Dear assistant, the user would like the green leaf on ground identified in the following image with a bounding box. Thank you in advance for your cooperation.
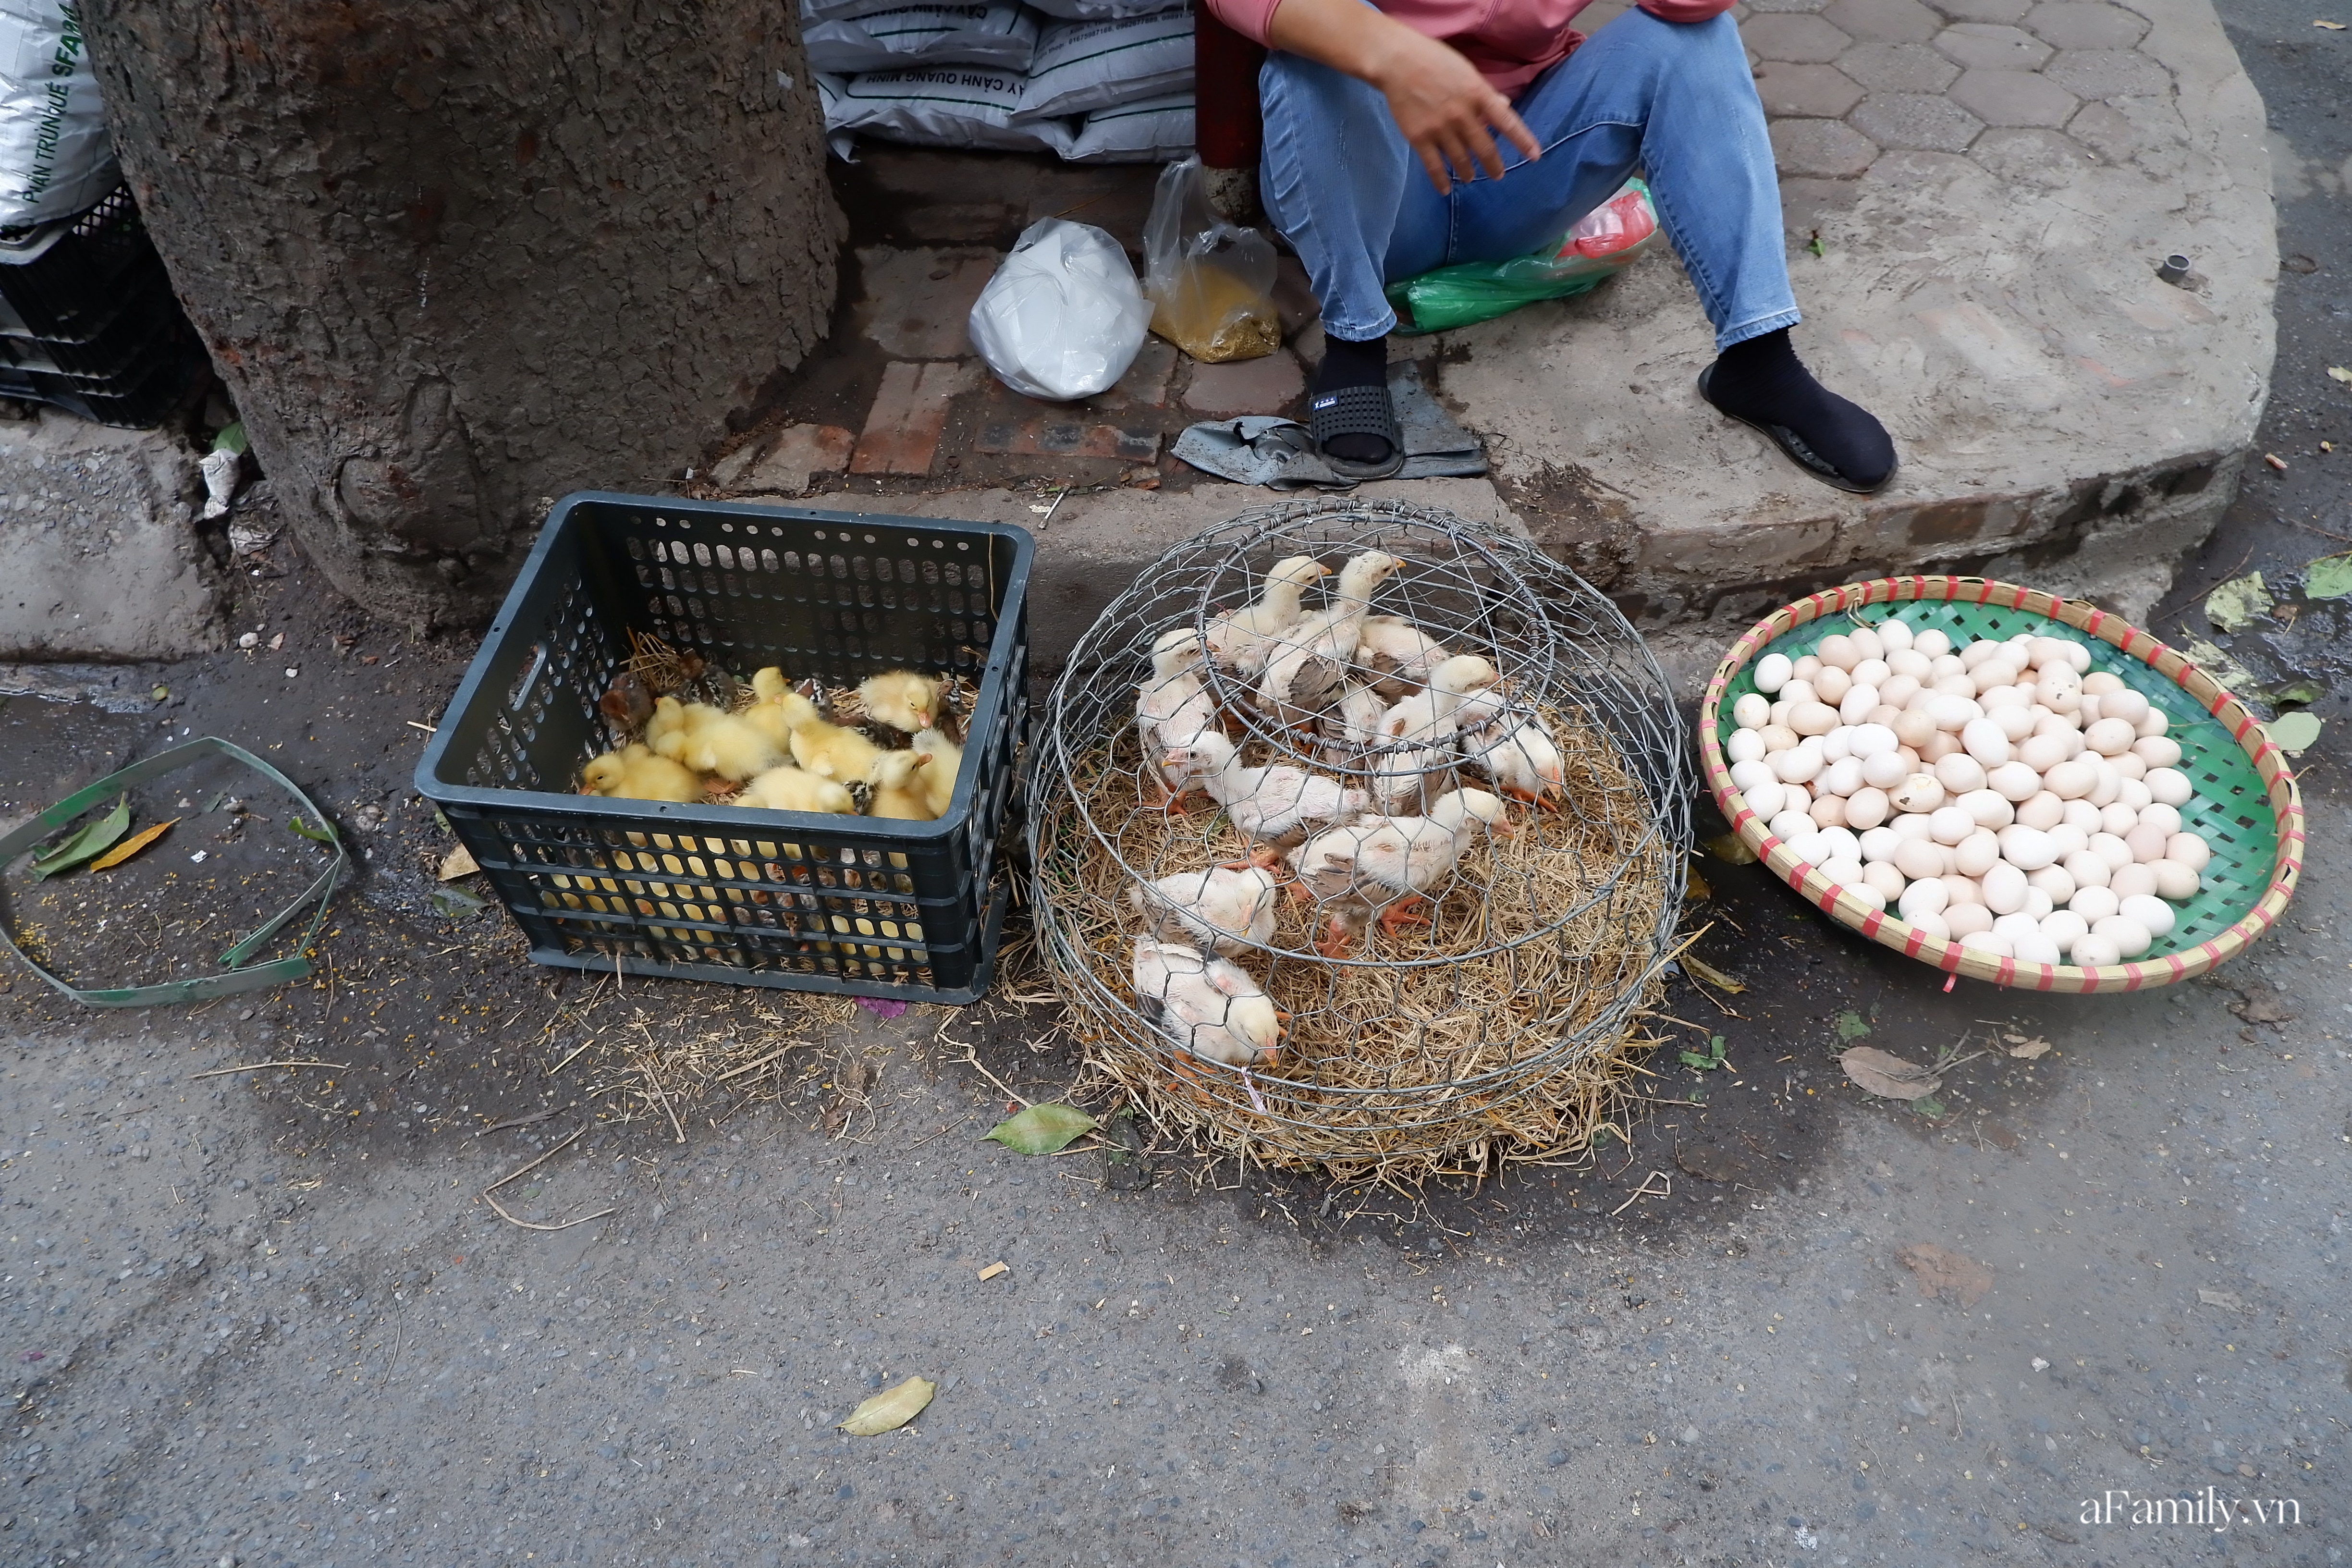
[287,816,336,844]
[2266,678,2326,706]
[212,421,248,454]
[2303,553,2352,600]
[2262,710,2323,755]
[29,796,130,881]
[984,1102,1098,1155]
[1911,1096,1949,1120]
[1703,833,1757,865]
[1835,1010,1873,1041]
[429,885,489,919]
[2181,637,2262,699]
[839,1375,936,1435]
[1680,1034,1730,1072]
[2205,572,2272,633]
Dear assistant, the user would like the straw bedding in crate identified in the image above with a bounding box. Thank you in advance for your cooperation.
[1028,498,1690,1175]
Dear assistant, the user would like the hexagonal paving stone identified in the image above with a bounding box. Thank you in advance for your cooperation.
[1969,127,2098,185]
[2020,0,2148,48]
[1743,0,1832,12]
[1934,22,2054,70]
[1769,116,1881,176]
[2064,98,2142,160]
[2043,47,2173,99]
[1838,40,1963,90]
[1740,12,1854,60]
[1948,67,2079,126]
[1921,0,2030,21]
[1848,91,1986,150]
[1821,0,1941,41]
[1752,61,1868,117]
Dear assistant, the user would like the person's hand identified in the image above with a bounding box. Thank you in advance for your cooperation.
[1364,26,1542,194]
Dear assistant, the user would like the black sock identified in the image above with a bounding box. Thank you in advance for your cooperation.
[1311,332,1391,465]
[1702,328,1895,489]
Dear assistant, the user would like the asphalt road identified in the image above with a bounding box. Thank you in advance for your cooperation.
[6,0,2352,1562]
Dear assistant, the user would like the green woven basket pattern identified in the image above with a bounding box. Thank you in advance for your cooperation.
[1714,599,2277,960]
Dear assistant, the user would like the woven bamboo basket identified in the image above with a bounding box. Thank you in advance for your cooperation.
[1697,576,2303,992]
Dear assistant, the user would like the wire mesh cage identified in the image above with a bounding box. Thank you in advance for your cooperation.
[1028,498,1691,1173]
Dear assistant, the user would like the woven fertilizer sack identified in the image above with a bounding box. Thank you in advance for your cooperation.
[1026,0,1176,13]
[801,1,1041,74]
[0,0,116,229]
[1064,92,1192,163]
[1014,6,1192,122]
[818,68,1072,156]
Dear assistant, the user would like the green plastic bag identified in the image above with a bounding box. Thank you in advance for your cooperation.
[1386,178,1660,334]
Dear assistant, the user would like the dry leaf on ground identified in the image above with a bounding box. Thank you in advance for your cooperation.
[1897,1243,1994,1306]
[2230,983,2293,1025]
[839,1375,936,1435]
[89,818,177,871]
[1703,833,1757,865]
[2262,710,2322,755]
[2197,1288,2244,1311]
[977,1262,1008,1281]
[1682,955,1746,994]
[2002,1033,2052,1060]
[438,844,480,880]
[2205,572,2273,633]
[1841,1046,1944,1100]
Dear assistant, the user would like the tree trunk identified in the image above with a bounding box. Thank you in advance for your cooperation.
[82,0,843,629]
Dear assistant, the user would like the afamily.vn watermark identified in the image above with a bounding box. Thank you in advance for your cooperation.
[2082,1488,2306,1531]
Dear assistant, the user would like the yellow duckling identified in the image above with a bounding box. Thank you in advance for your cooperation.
[738,763,856,815]
[910,726,962,817]
[868,750,936,821]
[580,743,703,803]
[858,670,945,734]
[774,691,883,784]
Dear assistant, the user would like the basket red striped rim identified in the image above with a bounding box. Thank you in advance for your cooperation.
[1695,576,2303,993]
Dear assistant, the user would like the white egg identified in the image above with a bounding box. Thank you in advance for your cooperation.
[1790,702,1839,737]
[1997,824,2057,871]
[2046,823,2090,859]
[2115,776,2151,811]
[1890,811,1936,841]
[2064,642,2092,673]
[1893,837,1948,881]
[2077,692,2102,723]
[1811,795,1850,828]
[2087,831,2132,871]
[1732,694,1769,730]
[1862,856,1906,895]
[1945,903,1995,938]
[1986,761,2042,803]
[1825,726,1858,763]
[2014,731,2069,775]
[1927,806,1974,845]
[1740,779,1787,820]
[2151,858,2199,900]
[1784,831,1824,865]
[1952,829,2001,877]
[1897,877,1949,918]
[1960,717,2012,767]
[2145,767,2192,807]
[1845,786,1890,832]
[2041,909,2089,954]
[1879,619,1915,653]
[1727,729,1766,766]
[1929,695,1980,733]
[1845,884,1888,913]
[2109,862,2158,900]
[1814,827,1863,864]
[1957,930,2013,958]
[1730,758,1775,793]
[1839,685,1880,725]
[1888,775,1946,815]
[2062,849,2110,889]
[1914,628,1952,659]
[1974,662,2021,692]
[1891,710,1938,752]
[1820,756,1865,798]
[1981,861,2029,915]
[2136,707,2169,739]
[1887,647,1932,680]
[2022,887,2054,920]
[1819,855,1866,888]
[1859,749,1910,791]
[1816,633,1857,672]
[1991,704,2036,743]
[2132,802,2178,841]
[2084,717,2136,757]
[1990,911,2041,943]
[2015,790,2065,830]
[1782,680,1816,708]
[1959,639,1999,671]
[2119,893,2174,939]
[1879,674,1923,710]
[2165,832,2210,871]
[2124,821,2170,864]
[1783,783,1811,816]
[2101,689,2149,727]
[2027,864,2075,906]
[1814,665,1852,706]
[1752,653,1793,694]
[2081,671,2125,696]
[2042,685,2083,718]
[1943,871,1982,906]
[2060,798,2103,833]
[2044,759,2096,800]
[2070,885,2121,923]
[2070,931,2121,968]
[1859,825,1901,861]
[1769,809,1814,842]
[1794,655,1823,683]
[1932,754,1986,796]
[1977,681,2027,709]
[2084,760,2121,808]
[1960,789,2015,829]
[2133,735,2182,769]
[2092,914,2152,959]
[1773,747,1824,784]
[2012,930,2063,966]
[2098,801,2138,838]
[1906,908,1952,940]
[1760,723,1800,753]
[1846,722,1898,760]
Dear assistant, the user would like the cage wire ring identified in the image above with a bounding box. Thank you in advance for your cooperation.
[1027,498,1691,1172]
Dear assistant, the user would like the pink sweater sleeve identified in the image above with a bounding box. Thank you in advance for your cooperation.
[1635,0,1738,21]
[1201,0,1283,47]
[1204,0,1740,59]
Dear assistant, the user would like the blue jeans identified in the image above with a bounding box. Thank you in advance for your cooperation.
[1259,9,1800,349]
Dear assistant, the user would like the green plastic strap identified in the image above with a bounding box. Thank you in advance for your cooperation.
[0,736,348,1008]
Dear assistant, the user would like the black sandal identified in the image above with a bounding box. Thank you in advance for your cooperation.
[1308,383,1406,481]
[1696,363,1898,495]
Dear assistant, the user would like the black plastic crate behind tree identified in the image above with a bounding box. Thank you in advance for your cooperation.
[0,284,205,380]
[0,334,208,429]
[0,186,169,342]
[416,493,1033,1003]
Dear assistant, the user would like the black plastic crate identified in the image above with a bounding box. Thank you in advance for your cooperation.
[415,492,1034,1003]
[0,283,204,380]
[0,334,207,428]
[0,186,164,342]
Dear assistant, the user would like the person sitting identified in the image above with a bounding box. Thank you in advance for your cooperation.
[1201,0,1899,492]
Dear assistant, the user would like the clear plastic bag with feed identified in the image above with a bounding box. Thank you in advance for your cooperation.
[1141,155,1281,363]
[1385,178,1660,335]
[967,217,1152,400]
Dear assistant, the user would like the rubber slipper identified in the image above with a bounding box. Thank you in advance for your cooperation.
[1697,364,1898,495]
[1308,383,1405,482]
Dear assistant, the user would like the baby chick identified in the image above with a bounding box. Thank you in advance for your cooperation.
[738,763,856,816]
[1128,865,1281,956]
[580,743,703,803]
[1205,555,1329,677]
[868,750,936,821]
[598,671,654,736]
[1131,939,1283,1111]
[910,726,962,817]
[859,670,945,735]
[772,691,884,784]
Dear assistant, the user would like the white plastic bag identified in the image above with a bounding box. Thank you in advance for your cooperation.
[800,1,1041,74]
[0,0,116,229]
[967,219,1149,401]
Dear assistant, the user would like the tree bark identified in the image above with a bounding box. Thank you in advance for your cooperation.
[82,0,843,629]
